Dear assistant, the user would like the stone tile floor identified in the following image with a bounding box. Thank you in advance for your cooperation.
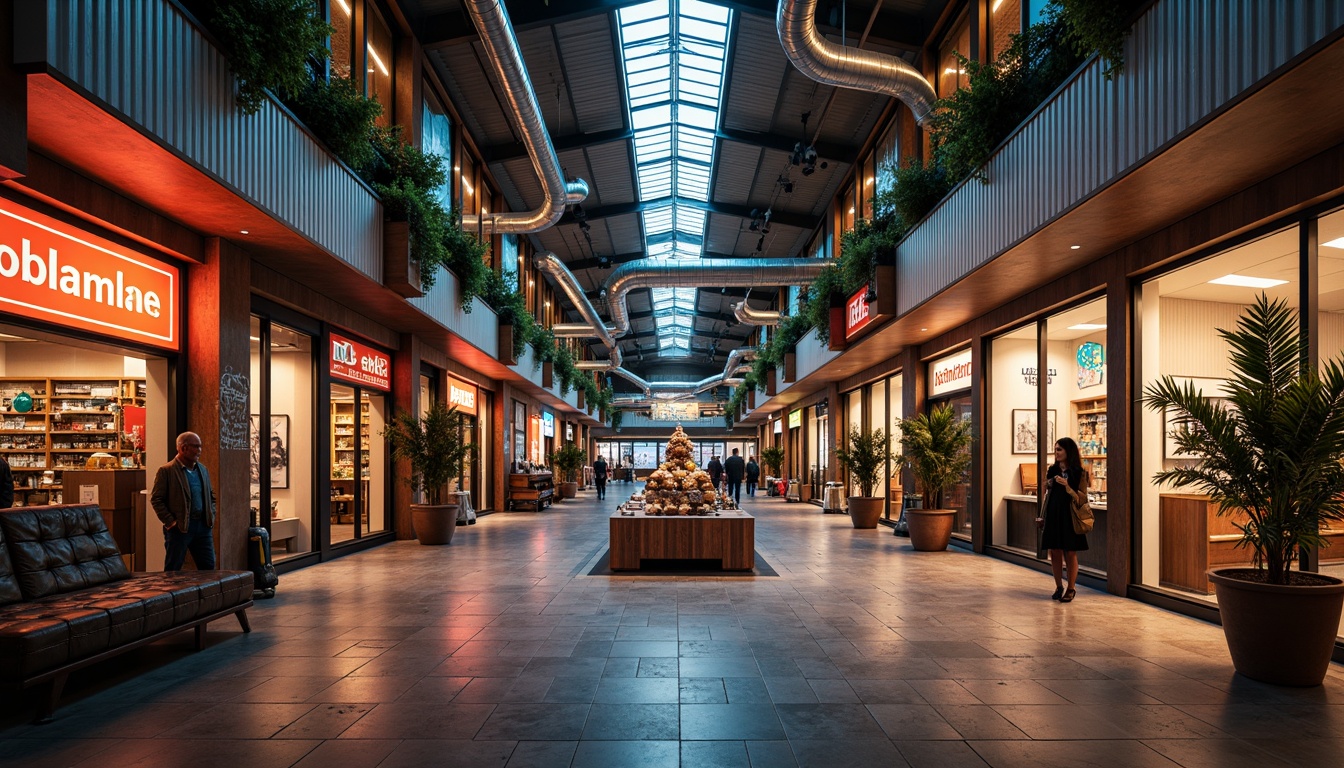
[3,490,1343,767]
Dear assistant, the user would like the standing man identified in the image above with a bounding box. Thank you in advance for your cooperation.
[745,455,760,497]
[150,432,217,571]
[593,454,609,500]
[724,449,746,506]
[707,454,723,492]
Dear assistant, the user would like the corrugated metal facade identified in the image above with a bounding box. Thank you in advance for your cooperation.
[898,0,1344,313]
[32,0,383,281]
[409,268,500,360]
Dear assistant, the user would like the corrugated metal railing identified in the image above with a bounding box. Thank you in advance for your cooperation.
[898,0,1344,311]
[23,0,383,280]
[408,269,500,359]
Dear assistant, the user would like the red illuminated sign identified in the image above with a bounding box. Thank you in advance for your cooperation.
[845,286,873,339]
[0,199,179,350]
[330,332,391,391]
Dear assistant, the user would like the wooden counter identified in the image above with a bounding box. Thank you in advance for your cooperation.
[508,472,554,511]
[609,509,755,571]
[1004,494,1108,572]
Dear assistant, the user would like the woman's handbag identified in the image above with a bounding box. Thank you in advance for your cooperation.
[1070,493,1095,535]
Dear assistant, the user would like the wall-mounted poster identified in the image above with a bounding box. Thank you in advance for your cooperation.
[1164,377,1230,459]
[1077,341,1105,389]
[1011,409,1056,455]
[250,414,289,488]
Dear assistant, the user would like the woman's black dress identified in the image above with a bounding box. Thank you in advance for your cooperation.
[1041,463,1089,551]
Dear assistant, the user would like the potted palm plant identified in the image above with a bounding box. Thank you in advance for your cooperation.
[551,443,587,500]
[836,426,898,529]
[383,403,474,544]
[1142,295,1344,686]
[898,403,973,551]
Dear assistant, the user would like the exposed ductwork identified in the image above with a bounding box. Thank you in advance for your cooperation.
[605,347,756,404]
[777,0,937,126]
[460,0,588,234]
[602,258,832,339]
[734,300,782,327]
[534,252,622,372]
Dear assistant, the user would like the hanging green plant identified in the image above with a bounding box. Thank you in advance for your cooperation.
[287,75,383,171]
[208,0,332,115]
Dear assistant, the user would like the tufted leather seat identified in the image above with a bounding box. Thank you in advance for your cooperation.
[0,505,254,708]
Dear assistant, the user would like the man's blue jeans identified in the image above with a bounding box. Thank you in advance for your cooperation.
[164,517,216,570]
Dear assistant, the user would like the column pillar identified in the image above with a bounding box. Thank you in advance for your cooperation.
[391,333,422,540]
[187,238,251,570]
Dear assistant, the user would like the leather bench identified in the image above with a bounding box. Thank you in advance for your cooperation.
[0,504,254,720]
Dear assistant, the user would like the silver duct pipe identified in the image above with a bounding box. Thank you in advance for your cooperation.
[603,258,832,338]
[606,348,755,404]
[460,0,588,234]
[734,300,781,327]
[777,0,937,126]
[535,252,621,371]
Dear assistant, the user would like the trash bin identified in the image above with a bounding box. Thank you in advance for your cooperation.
[785,479,801,502]
[822,481,846,514]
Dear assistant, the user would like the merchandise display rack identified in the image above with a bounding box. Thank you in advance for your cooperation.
[1073,395,1107,502]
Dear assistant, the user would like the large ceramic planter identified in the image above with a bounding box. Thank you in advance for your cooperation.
[411,503,460,545]
[1209,568,1344,686]
[560,481,578,499]
[848,496,883,529]
[906,508,955,551]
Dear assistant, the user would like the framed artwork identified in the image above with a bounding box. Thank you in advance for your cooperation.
[1011,409,1056,455]
[1163,377,1230,460]
[250,414,290,489]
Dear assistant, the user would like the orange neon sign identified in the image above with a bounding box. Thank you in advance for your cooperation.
[0,199,178,350]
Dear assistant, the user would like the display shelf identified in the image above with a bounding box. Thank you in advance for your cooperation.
[1072,395,1107,502]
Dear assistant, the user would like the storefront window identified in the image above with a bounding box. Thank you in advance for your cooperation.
[992,0,1022,60]
[1137,226,1299,603]
[1317,207,1344,640]
[330,0,353,79]
[423,89,452,208]
[927,350,972,537]
[841,186,856,233]
[249,317,315,561]
[937,12,972,97]
[808,401,829,500]
[989,323,1039,555]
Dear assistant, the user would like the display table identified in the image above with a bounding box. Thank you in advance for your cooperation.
[609,508,755,571]
[270,516,300,552]
[508,472,554,511]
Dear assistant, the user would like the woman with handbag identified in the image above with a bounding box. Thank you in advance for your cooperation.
[1036,437,1090,602]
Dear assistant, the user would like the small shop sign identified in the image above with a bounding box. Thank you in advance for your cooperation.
[330,332,391,391]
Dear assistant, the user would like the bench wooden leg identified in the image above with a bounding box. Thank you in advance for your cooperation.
[236,608,252,633]
[33,673,68,724]
[194,623,206,651]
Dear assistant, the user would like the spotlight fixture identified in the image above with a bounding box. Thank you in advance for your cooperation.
[864,283,878,303]
[777,174,794,194]
[596,254,612,269]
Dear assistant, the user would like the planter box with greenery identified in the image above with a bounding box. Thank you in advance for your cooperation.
[551,443,587,500]
[1142,295,1344,686]
[782,350,798,384]
[836,426,898,529]
[383,220,422,298]
[383,403,474,545]
[760,447,784,479]
[898,404,972,551]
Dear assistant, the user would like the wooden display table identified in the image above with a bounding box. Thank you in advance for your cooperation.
[508,472,554,511]
[609,509,755,571]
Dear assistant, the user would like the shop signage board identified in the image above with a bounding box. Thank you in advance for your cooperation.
[928,348,973,397]
[774,418,783,434]
[788,409,802,429]
[845,286,874,340]
[447,376,477,416]
[330,332,391,391]
[542,411,554,437]
[0,199,179,350]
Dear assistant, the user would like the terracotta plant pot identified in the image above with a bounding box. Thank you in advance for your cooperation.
[560,481,578,499]
[1209,568,1344,686]
[848,496,884,529]
[411,503,460,545]
[906,508,956,551]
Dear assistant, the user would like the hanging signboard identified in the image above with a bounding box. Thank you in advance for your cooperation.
[928,348,973,397]
[845,286,875,340]
[787,409,802,429]
[330,332,392,391]
[542,411,554,437]
[0,199,179,350]
[447,376,478,416]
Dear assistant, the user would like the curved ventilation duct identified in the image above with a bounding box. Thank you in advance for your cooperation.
[602,258,832,339]
[733,300,781,327]
[534,253,621,372]
[606,348,756,404]
[460,0,588,234]
[777,0,937,126]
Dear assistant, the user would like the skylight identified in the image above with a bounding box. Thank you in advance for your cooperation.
[619,0,730,357]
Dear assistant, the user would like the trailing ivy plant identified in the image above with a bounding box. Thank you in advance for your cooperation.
[287,75,383,172]
[209,0,331,115]
[1054,0,1144,80]
[608,408,623,432]
[890,158,953,232]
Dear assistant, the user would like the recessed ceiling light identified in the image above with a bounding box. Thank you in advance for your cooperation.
[920,327,928,331]
[1323,236,1344,249]
[1068,323,1107,331]
[1208,274,1289,289]
[240,230,249,235]
[1069,245,1080,250]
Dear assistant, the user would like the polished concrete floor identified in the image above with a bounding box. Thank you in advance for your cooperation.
[3,488,1343,768]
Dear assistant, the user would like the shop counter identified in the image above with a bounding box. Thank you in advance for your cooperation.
[609,509,754,571]
[1004,493,1108,572]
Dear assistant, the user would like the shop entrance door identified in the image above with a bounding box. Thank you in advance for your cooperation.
[933,394,973,538]
[329,383,387,545]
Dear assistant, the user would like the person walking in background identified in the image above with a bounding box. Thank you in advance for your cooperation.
[150,432,217,571]
[1037,437,1090,603]
[745,455,760,497]
[592,454,609,500]
[724,448,746,506]
[707,454,723,492]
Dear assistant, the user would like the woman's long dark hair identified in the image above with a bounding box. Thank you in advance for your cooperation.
[1054,437,1084,491]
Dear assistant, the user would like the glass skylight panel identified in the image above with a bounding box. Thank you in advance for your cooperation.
[619,0,729,357]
